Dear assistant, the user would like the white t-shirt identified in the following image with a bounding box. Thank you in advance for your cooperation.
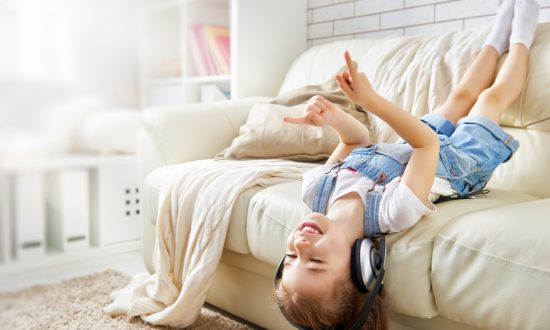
[302,164,455,233]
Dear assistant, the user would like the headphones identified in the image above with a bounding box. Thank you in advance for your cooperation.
[274,235,386,330]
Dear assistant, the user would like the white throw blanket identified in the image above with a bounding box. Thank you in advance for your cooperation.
[105,159,316,327]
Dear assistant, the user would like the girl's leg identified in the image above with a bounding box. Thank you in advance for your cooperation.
[433,46,500,124]
[467,44,528,123]
[468,0,540,124]
[434,0,516,124]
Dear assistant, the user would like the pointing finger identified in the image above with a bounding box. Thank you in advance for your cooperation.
[344,51,357,77]
[283,116,310,125]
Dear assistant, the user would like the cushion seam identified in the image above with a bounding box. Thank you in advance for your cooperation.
[435,236,550,277]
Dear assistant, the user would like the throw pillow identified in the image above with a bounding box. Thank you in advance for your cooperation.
[215,103,339,161]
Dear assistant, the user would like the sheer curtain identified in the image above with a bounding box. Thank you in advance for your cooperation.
[1,0,79,83]
[0,0,140,107]
[0,0,140,156]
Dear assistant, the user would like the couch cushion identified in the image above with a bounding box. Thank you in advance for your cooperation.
[247,181,309,265]
[489,128,550,198]
[247,182,537,318]
[384,190,536,318]
[432,198,550,330]
[144,163,262,254]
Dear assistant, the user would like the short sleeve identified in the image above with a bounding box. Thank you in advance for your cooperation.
[301,164,332,208]
[378,178,436,233]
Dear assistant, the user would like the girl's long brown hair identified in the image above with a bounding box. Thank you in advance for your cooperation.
[274,278,388,330]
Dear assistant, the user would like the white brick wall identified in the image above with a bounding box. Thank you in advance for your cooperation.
[307,0,550,47]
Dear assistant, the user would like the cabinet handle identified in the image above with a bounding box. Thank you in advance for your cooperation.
[67,236,86,243]
[21,241,42,249]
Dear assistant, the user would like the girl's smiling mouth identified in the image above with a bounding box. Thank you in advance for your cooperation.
[298,222,324,235]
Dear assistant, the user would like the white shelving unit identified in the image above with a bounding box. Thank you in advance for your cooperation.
[0,155,141,271]
[139,0,307,107]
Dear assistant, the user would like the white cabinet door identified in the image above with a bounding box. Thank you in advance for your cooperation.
[14,173,46,259]
[47,170,90,251]
[91,163,141,246]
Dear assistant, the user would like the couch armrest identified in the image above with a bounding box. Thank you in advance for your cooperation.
[138,96,270,184]
[139,97,269,166]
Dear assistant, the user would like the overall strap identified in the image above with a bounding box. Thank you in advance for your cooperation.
[311,162,342,214]
[363,172,388,237]
[364,191,383,237]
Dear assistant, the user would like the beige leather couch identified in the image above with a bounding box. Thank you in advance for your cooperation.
[139,24,550,330]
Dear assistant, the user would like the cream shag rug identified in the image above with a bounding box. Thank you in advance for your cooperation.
[0,269,255,329]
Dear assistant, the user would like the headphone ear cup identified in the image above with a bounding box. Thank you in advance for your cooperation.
[351,238,384,293]
[371,248,382,272]
[350,239,368,292]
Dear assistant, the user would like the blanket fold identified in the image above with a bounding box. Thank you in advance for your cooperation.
[105,159,315,327]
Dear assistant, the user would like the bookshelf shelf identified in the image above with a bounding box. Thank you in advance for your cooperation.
[147,78,186,86]
[147,75,230,86]
[139,0,306,107]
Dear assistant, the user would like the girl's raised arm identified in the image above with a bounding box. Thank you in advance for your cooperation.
[337,51,439,204]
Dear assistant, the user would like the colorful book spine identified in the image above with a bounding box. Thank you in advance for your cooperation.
[188,24,230,76]
[202,25,230,75]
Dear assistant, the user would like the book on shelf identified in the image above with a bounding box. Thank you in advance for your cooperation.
[203,25,230,74]
[188,24,230,76]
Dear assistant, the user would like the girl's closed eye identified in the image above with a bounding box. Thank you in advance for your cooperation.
[286,254,323,263]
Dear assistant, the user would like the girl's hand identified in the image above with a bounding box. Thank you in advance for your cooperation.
[283,95,339,127]
[336,51,376,108]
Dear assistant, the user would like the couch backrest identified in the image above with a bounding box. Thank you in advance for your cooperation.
[280,23,550,198]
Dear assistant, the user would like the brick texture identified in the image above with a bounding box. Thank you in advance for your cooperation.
[307,0,550,47]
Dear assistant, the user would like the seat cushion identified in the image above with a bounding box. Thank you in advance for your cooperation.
[144,163,262,254]
[384,190,537,318]
[247,181,309,265]
[432,198,550,330]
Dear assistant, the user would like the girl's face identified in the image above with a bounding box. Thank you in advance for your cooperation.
[281,212,352,300]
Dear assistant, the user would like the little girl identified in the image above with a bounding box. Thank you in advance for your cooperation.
[274,0,540,328]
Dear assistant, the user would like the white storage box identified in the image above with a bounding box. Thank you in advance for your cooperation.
[46,169,90,252]
[13,173,46,259]
[90,156,140,246]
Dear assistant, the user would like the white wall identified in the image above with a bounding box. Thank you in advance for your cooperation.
[307,0,550,46]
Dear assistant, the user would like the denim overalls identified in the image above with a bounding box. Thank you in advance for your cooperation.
[311,143,418,237]
[311,113,519,237]
[310,143,498,236]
